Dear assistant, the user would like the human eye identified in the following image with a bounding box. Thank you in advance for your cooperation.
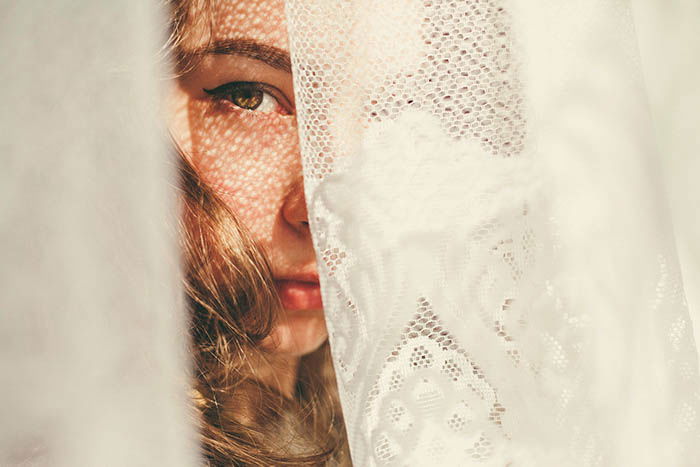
[203,81,293,116]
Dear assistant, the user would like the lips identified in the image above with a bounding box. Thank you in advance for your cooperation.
[274,278,323,310]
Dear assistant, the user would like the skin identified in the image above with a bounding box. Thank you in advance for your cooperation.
[168,0,327,396]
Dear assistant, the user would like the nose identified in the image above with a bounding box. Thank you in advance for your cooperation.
[281,176,310,234]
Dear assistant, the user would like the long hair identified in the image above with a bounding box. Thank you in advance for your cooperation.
[168,3,349,465]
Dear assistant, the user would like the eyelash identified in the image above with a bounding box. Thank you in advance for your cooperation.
[203,81,293,116]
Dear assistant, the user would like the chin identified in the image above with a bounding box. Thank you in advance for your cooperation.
[261,308,328,356]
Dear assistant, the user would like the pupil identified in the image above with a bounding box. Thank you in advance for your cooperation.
[234,87,263,110]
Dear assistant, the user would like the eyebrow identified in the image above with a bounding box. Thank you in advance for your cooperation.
[182,38,292,73]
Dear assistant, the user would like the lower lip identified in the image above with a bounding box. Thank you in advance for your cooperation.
[274,280,323,310]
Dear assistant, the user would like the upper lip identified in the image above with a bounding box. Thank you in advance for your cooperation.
[274,273,319,284]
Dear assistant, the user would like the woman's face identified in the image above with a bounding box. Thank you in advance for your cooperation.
[168,0,327,357]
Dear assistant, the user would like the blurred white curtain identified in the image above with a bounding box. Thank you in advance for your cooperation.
[286,0,700,465]
[0,2,196,466]
[631,0,700,332]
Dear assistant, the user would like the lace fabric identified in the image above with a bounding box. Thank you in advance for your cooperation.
[285,0,700,464]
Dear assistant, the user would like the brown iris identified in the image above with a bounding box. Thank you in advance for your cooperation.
[228,84,264,110]
[204,82,265,111]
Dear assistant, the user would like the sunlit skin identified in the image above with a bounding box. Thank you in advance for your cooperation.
[168,0,326,396]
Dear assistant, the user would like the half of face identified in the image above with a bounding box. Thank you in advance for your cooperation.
[168,0,327,357]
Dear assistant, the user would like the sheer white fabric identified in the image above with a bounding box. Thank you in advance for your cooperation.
[631,0,700,331]
[0,2,196,466]
[286,0,700,465]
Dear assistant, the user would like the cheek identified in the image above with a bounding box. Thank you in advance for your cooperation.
[187,99,300,242]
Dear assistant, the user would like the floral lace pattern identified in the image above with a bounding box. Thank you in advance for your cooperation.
[286,0,700,464]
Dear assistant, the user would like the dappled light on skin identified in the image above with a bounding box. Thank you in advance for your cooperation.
[168,0,328,364]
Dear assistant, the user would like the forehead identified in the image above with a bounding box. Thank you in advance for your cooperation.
[205,0,289,51]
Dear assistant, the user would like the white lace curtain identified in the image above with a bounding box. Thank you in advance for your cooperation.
[285,0,700,465]
[1,0,698,466]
